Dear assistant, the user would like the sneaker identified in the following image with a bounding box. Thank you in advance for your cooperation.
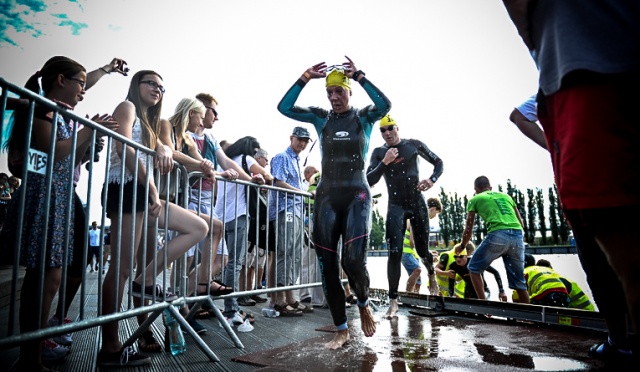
[98,346,151,367]
[130,282,178,302]
[237,296,257,306]
[42,339,70,362]
[186,319,207,335]
[47,315,73,346]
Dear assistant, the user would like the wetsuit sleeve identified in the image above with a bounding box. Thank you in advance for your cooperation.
[356,77,392,123]
[448,277,455,296]
[411,139,443,182]
[277,79,328,129]
[366,148,386,186]
[486,265,505,293]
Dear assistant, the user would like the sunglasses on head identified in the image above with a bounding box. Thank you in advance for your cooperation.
[453,255,466,259]
[380,125,395,133]
[325,64,345,73]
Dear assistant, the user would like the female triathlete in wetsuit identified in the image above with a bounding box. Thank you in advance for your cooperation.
[277,57,391,349]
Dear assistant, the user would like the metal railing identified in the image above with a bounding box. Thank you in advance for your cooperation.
[0,76,324,362]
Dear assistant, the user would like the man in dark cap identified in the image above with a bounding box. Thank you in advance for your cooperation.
[266,126,313,316]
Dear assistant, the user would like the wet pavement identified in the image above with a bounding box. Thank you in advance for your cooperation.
[234,310,607,371]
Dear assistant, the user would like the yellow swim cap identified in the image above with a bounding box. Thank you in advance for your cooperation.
[379,114,396,127]
[325,69,350,90]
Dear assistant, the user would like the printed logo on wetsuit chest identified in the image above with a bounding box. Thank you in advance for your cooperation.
[333,131,350,141]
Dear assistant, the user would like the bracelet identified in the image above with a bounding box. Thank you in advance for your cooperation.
[303,71,311,80]
[100,67,111,74]
[353,70,365,81]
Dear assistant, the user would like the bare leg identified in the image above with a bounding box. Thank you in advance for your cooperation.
[405,267,421,293]
[385,298,399,319]
[137,202,207,286]
[470,272,486,300]
[101,212,144,353]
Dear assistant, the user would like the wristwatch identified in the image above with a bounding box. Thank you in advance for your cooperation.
[353,70,365,81]
[430,176,437,183]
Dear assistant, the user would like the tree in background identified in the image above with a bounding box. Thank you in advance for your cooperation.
[554,185,570,244]
[451,193,465,244]
[536,188,548,245]
[507,179,529,242]
[438,187,453,246]
[382,183,570,249]
[548,186,560,244]
[526,189,537,244]
[370,208,385,250]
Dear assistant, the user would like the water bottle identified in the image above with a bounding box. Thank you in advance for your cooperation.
[261,308,280,318]
[163,308,186,355]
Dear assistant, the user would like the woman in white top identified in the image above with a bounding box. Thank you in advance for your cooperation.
[98,70,208,367]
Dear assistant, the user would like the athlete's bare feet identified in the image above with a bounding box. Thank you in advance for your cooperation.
[359,304,376,337]
[325,329,350,349]
[385,298,399,319]
[428,274,439,295]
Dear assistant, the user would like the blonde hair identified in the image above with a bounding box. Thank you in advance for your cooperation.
[168,97,205,150]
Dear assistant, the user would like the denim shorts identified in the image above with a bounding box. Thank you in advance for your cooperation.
[468,229,527,290]
[401,253,422,285]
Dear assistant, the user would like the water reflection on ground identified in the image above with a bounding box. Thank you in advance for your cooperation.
[241,309,602,371]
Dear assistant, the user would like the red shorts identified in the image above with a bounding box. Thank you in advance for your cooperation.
[538,74,640,210]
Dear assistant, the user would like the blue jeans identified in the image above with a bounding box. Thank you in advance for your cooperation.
[223,215,247,317]
[401,253,422,285]
[468,229,527,291]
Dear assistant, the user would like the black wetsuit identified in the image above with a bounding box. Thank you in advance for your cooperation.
[448,261,505,299]
[367,139,443,299]
[277,76,391,329]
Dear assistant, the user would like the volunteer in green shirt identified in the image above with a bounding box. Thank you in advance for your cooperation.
[459,176,530,303]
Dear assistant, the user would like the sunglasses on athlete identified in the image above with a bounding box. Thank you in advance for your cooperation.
[380,125,396,133]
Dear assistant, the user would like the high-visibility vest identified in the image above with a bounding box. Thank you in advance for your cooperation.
[436,248,465,297]
[402,230,419,258]
[524,266,568,300]
[561,277,595,311]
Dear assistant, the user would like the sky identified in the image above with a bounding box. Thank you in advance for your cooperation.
[0,0,554,224]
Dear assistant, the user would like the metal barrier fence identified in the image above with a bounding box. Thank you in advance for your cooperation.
[0,76,323,362]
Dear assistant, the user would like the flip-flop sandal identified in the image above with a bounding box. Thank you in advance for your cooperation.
[197,281,233,296]
[290,301,314,313]
[238,310,255,324]
[137,330,162,352]
[274,304,303,317]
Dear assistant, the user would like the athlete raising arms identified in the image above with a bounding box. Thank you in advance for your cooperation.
[277,56,391,349]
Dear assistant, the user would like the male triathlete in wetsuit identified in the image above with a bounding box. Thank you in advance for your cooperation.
[366,114,443,318]
[277,57,390,349]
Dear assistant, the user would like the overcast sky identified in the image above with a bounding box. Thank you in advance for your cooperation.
[1,0,553,224]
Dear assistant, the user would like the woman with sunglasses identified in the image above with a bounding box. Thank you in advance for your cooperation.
[277,56,390,349]
[5,56,118,372]
[98,71,209,366]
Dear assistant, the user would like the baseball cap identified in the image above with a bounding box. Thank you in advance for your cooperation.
[292,126,311,140]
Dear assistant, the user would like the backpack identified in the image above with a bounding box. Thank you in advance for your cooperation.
[241,155,272,251]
